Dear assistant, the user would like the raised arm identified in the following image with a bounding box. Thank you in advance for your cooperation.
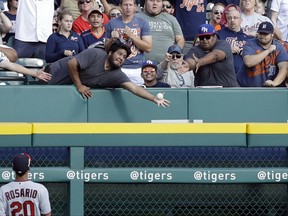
[243,45,276,67]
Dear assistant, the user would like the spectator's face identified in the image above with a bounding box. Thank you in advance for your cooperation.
[120,0,136,16]
[60,15,73,32]
[108,48,128,69]
[227,10,242,32]
[141,66,157,82]
[257,32,273,46]
[211,5,224,24]
[241,0,256,11]
[169,52,183,70]
[79,0,93,13]
[198,34,217,51]
[109,8,122,19]
[255,3,265,15]
[89,13,103,28]
[145,0,163,16]
[162,0,173,14]
[10,0,18,9]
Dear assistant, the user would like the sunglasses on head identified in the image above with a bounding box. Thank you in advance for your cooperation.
[199,35,214,41]
[110,13,121,18]
[80,0,91,5]
[171,54,182,59]
[213,11,223,15]
[163,4,172,9]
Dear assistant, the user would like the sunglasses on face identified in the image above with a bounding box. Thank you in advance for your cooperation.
[171,54,182,59]
[213,11,223,15]
[163,4,172,9]
[199,35,214,41]
[79,0,91,5]
[110,13,121,18]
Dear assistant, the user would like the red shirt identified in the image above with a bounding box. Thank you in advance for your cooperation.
[73,13,109,34]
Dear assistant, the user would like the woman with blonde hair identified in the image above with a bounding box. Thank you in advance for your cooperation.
[72,0,109,34]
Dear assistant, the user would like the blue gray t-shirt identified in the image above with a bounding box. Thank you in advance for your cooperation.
[105,16,151,69]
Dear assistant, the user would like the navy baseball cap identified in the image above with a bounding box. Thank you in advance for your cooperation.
[257,22,274,34]
[142,60,157,70]
[197,24,217,37]
[13,153,32,176]
[168,44,182,54]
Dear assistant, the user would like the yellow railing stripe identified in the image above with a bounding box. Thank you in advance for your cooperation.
[247,123,288,134]
[32,123,246,134]
[0,123,32,135]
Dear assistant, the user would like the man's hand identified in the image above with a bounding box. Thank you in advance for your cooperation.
[192,53,201,73]
[35,68,52,82]
[77,84,92,99]
[263,80,276,87]
[153,96,170,108]
[267,45,276,53]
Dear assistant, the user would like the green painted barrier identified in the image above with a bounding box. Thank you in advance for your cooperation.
[247,123,288,147]
[88,88,188,122]
[188,88,288,122]
[0,123,32,147]
[1,168,288,184]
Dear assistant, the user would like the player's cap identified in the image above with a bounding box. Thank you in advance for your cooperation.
[89,9,103,17]
[197,24,217,37]
[167,44,182,54]
[257,22,274,34]
[142,60,157,70]
[13,153,32,176]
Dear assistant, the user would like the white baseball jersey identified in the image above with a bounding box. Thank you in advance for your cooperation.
[0,181,51,216]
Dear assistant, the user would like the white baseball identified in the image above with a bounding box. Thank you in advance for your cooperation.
[156,93,164,100]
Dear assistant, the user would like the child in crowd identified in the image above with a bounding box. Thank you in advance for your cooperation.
[81,9,105,49]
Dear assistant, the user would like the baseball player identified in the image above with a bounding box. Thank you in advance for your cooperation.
[0,153,51,216]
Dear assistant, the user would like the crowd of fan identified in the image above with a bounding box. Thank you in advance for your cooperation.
[0,0,287,88]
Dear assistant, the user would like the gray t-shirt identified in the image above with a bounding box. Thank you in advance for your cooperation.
[137,12,183,64]
[185,40,239,87]
[48,48,130,87]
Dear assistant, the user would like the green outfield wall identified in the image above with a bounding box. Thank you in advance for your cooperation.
[0,86,288,215]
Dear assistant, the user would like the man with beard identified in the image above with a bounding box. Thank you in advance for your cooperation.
[240,21,288,87]
[137,0,184,64]
[185,24,239,87]
[47,40,170,107]
[158,44,194,88]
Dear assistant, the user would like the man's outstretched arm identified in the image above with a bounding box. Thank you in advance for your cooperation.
[120,82,170,108]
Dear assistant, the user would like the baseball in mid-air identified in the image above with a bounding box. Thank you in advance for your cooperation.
[156,93,164,100]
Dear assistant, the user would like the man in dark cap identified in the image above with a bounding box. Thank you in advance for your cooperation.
[0,153,51,216]
[240,21,288,87]
[141,60,171,88]
[185,23,239,87]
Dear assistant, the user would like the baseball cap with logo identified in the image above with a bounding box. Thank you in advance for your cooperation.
[142,60,157,70]
[89,9,103,17]
[167,44,183,54]
[13,153,32,176]
[257,22,274,34]
[197,24,217,37]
